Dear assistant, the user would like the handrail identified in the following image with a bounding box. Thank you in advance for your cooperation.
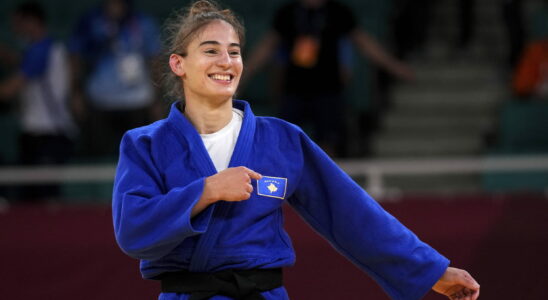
[337,155,548,196]
[1,155,548,197]
[0,165,117,184]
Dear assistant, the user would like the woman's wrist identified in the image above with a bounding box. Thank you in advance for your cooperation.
[202,176,219,205]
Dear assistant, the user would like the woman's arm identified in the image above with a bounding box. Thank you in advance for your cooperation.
[288,131,450,300]
[113,133,211,261]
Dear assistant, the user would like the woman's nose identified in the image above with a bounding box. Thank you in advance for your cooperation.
[216,51,232,67]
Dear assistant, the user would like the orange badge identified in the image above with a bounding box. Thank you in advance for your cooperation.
[291,35,320,68]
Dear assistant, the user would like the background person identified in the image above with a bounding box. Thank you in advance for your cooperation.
[0,1,76,201]
[244,0,415,157]
[69,0,162,158]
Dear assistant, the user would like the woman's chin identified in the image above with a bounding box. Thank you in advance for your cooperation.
[211,90,237,100]
[206,93,236,103]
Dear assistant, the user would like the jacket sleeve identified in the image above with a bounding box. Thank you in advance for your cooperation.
[288,132,449,300]
[112,132,213,261]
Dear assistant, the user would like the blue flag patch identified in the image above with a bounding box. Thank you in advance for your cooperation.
[257,176,287,199]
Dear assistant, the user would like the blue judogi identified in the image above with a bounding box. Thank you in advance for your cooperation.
[113,100,449,300]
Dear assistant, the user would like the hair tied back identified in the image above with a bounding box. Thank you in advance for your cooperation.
[189,0,220,16]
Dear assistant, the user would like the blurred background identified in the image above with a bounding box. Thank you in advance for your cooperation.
[0,0,547,299]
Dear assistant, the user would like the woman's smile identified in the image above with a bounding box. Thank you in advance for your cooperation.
[208,73,234,83]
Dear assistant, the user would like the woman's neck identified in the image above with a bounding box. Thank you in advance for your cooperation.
[183,97,234,134]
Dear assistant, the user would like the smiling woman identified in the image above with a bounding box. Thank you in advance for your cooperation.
[169,20,243,114]
[162,0,245,104]
[111,1,480,300]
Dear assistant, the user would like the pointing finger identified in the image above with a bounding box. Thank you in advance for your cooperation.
[245,168,262,180]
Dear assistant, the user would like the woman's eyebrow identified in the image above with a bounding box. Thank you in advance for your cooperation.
[199,40,241,48]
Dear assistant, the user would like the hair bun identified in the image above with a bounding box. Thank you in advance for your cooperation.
[189,0,220,16]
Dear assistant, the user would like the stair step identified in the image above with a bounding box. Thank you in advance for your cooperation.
[394,79,503,92]
[412,63,499,83]
[391,101,499,116]
[383,114,493,133]
[393,84,502,102]
[428,42,503,61]
[372,135,483,157]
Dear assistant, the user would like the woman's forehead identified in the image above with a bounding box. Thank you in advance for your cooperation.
[193,20,240,45]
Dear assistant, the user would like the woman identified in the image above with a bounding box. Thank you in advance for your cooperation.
[112,1,480,299]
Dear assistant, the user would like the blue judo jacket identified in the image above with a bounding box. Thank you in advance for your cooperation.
[112,100,449,300]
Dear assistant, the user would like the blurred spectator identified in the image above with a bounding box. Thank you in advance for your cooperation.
[511,0,548,99]
[0,1,77,201]
[512,38,548,99]
[245,0,414,157]
[69,0,161,158]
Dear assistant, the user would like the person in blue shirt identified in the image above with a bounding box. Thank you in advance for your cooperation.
[0,1,76,201]
[69,0,162,157]
[112,1,480,299]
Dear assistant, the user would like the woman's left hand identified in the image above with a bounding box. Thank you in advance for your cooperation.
[432,267,480,300]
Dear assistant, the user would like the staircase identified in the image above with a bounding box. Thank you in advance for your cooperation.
[370,0,507,193]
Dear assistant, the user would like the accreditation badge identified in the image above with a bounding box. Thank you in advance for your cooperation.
[291,35,319,68]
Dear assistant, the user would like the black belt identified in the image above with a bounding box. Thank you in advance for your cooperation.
[159,268,283,300]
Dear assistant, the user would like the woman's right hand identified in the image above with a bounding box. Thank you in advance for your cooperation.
[192,167,262,217]
[205,166,262,202]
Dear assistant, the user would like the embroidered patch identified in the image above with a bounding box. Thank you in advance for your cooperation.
[257,176,288,200]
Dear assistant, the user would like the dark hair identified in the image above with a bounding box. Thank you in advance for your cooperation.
[160,0,245,102]
[13,1,46,24]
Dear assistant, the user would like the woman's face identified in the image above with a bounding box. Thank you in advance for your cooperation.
[172,20,243,104]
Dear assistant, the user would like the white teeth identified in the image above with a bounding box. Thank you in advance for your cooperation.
[211,74,231,81]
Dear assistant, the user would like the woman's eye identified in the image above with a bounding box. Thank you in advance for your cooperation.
[230,51,241,56]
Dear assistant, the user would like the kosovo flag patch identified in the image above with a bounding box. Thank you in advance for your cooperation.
[257,176,287,200]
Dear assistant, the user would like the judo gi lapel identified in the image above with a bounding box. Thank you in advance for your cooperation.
[169,100,256,271]
[227,100,256,168]
[167,102,218,177]
[190,100,256,271]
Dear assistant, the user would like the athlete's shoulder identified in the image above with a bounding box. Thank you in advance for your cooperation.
[123,117,171,144]
[253,116,310,151]
[255,115,304,135]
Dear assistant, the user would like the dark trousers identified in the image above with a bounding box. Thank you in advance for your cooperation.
[18,133,73,202]
[280,93,347,157]
[82,106,150,158]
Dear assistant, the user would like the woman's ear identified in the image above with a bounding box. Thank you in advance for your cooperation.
[169,54,185,77]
